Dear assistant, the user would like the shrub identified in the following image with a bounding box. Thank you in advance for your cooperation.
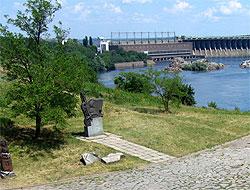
[234,106,240,112]
[208,101,218,109]
[114,72,153,94]
[176,84,196,106]
[183,62,207,71]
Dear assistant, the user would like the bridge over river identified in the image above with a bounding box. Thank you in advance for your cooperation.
[109,32,250,61]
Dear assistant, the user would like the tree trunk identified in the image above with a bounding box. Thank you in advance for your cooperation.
[35,114,41,139]
[163,100,169,112]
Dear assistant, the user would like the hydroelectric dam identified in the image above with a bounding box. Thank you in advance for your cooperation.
[107,32,250,61]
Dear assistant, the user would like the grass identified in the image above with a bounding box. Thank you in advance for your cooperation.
[0,82,250,188]
[0,118,147,189]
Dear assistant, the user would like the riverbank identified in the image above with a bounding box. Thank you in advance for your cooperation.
[1,82,250,189]
[115,60,155,70]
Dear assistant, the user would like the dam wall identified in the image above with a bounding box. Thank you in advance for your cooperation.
[183,36,250,57]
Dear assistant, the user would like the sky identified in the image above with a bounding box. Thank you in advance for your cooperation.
[0,0,250,39]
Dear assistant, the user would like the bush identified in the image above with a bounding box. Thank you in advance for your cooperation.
[208,101,218,109]
[114,72,153,94]
[234,106,240,112]
[114,70,196,111]
[183,62,207,71]
[176,84,196,106]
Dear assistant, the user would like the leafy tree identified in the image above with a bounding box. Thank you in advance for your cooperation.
[175,84,196,106]
[144,68,183,112]
[0,0,95,138]
[114,72,153,94]
[83,36,88,47]
[89,36,93,46]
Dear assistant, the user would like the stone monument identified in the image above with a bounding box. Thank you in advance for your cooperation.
[80,93,104,137]
[0,138,16,179]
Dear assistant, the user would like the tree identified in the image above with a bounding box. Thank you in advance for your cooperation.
[83,36,88,47]
[114,72,153,94]
[144,68,183,112]
[175,84,196,106]
[89,36,93,46]
[0,0,94,138]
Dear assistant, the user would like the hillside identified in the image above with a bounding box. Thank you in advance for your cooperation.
[0,82,250,188]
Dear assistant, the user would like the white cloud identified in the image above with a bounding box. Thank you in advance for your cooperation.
[132,13,155,23]
[104,3,122,14]
[114,7,122,14]
[202,8,220,22]
[219,0,243,15]
[14,2,21,8]
[164,0,192,13]
[74,3,84,13]
[57,0,67,6]
[78,9,91,20]
[195,0,247,22]
[122,0,152,3]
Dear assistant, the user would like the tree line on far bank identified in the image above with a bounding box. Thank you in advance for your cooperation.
[40,37,151,73]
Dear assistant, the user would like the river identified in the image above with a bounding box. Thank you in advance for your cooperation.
[99,57,250,111]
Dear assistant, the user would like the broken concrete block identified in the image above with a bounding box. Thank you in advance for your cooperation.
[81,152,100,165]
[101,152,125,164]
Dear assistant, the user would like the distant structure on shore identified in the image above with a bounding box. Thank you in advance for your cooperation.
[98,32,250,61]
[182,35,250,58]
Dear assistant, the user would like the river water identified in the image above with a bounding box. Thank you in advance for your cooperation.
[99,57,250,111]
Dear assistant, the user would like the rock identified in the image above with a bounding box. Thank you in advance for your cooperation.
[165,67,183,72]
[101,153,125,164]
[165,57,226,72]
[81,152,100,165]
[165,57,191,72]
[240,60,250,68]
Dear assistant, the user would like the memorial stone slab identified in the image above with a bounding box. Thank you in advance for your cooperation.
[80,93,104,137]
[81,152,100,165]
[101,152,125,164]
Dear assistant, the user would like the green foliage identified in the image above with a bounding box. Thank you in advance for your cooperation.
[114,72,153,94]
[113,69,196,110]
[84,82,161,107]
[100,48,150,71]
[208,101,218,109]
[183,62,207,71]
[175,84,196,106]
[89,36,93,46]
[234,106,240,112]
[0,0,96,138]
[144,68,183,112]
[83,36,88,47]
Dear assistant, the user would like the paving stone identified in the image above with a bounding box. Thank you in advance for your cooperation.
[26,134,250,190]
